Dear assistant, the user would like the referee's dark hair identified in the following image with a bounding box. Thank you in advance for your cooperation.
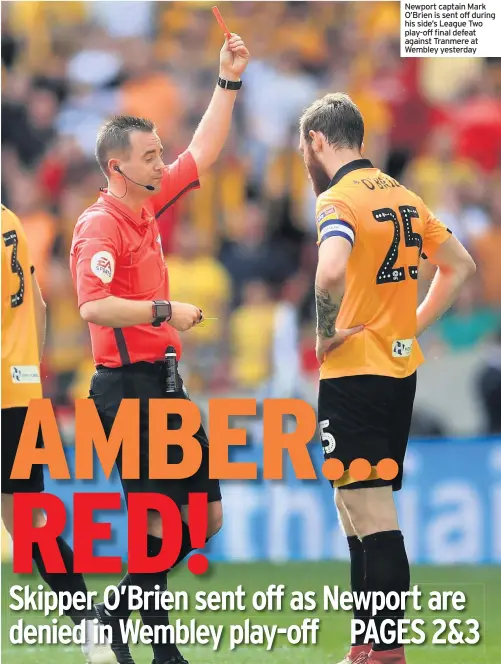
[300,93,364,151]
[96,115,156,176]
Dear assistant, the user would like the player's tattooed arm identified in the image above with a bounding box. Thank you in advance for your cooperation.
[315,286,342,339]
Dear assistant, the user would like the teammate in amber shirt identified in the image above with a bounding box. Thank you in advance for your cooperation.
[299,94,476,664]
[1,206,118,664]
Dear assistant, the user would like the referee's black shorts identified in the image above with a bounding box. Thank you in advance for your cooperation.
[89,362,221,507]
[1,406,45,494]
[318,372,417,491]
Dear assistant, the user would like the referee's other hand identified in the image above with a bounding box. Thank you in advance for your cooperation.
[169,302,203,332]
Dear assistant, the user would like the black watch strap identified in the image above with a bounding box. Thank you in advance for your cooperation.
[218,76,242,90]
[152,300,172,327]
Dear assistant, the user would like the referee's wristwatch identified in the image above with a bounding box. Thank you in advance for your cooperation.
[217,76,242,90]
[152,300,172,327]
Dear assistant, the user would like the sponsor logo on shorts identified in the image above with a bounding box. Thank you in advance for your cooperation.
[392,339,413,358]
[91,251,115,284]
[316,205,337,224]
[11,365,41,384]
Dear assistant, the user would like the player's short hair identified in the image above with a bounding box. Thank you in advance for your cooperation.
[299,93,364,150]
[96,115,156,176]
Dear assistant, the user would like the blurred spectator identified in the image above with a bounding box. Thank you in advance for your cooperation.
[476,328,501,434]
[6,172,57,293]
[56,40,122,157]
[219,200,293,308]
[242,48,318,186]
[403,126,477,214]
[2,80,58,168]
[434,280,500,352]
[410,409,447,438]
[452,81,501,173]
[118,38,183,143]
[469,186,501,307]
[88,1,155,39]
[167,223,232,392]
[229,280,277,390]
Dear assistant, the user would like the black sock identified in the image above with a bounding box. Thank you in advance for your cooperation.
[129,535,179,662]
[32,536,95,625]
[108,534,164,621]
[362,530,410,652]
[348,535,370,645]
[110,524,196,621]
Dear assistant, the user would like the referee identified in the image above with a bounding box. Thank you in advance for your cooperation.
[69,34,250,664]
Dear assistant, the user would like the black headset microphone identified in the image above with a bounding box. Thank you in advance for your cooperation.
[113,165,156,191]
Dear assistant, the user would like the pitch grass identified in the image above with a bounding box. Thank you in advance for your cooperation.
[1,561,500,664]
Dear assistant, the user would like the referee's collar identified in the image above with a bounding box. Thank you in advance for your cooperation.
[328,159,374,188]
[99,189,152,228]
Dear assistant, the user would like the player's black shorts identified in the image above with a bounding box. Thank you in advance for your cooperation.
[318,372,417,491]
[89,362,222,507]
[1,407,45,494]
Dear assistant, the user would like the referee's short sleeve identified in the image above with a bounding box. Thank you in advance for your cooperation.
[70,213,121,308]
[315,195,357,248]
[152,150,201,220]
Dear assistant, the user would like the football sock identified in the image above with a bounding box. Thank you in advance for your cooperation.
[114,534,179,661]
[347,535,371,646]
[110,524,195,620]
[362,530,410,652]
[32,536,95,625]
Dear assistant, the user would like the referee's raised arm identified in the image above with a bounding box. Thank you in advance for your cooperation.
[187,32,249,176]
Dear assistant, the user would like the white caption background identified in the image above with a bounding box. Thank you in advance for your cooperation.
[401,0,501,57]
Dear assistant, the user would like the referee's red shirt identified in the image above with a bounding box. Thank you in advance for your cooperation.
[70,150,200,367]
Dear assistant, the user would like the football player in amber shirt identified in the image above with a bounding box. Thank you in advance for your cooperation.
[1,206,117,664]
[299,94,476,664]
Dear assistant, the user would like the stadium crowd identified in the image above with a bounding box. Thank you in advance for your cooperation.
[2,1,501,422]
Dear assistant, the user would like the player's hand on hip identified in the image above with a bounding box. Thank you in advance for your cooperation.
[316,325,364,364]
[169,302,203,332]
[220,33,250,79]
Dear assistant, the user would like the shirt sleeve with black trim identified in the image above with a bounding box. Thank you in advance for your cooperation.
[151,150,201,220]
[421,202,452,260]
[72,213,122,308]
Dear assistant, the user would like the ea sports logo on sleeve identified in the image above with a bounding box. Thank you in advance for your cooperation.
[91,251,115,284]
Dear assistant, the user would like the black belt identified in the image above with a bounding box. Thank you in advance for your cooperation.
[95,360,183,393]
[96,361,165,374]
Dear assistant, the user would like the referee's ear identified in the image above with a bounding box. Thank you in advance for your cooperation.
[109,160,119,175]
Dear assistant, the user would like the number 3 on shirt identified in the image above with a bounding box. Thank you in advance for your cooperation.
[2,230,24,307]
[373,205,423,285]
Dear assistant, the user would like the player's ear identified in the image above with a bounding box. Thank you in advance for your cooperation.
[309,130,322,153]
[361,140,365,155]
